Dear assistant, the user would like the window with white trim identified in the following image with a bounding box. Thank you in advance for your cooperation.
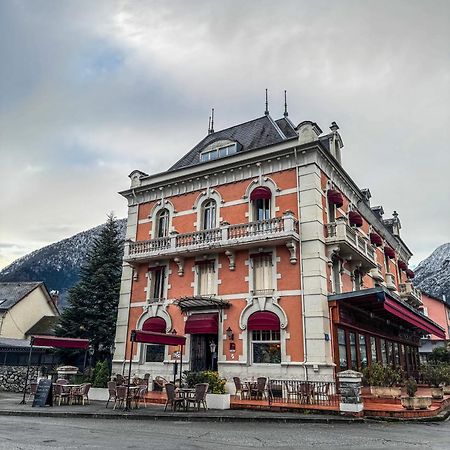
[201,200,217,230]
[251,330,281,364]
[156,208,170,238]
[197,261,215,296]
[200,143,238,162]
[252,254,273,295]
[149,267,165,301]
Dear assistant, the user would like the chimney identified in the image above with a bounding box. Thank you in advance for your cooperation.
[50,290,59,308]
[329,122,343,164]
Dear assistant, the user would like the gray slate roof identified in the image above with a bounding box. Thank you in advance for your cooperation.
[0,282,42,311]
[169,115,298,172]
[25,316,59,337]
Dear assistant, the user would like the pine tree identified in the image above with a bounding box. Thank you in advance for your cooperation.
[56,213,123,365]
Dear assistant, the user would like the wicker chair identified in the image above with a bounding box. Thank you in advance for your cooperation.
[113,386,127,410]
[134,385,148,409]
[28,382,38,401]
[106,381,117,408]
[73,383,91,405]
[250,377,267,400]
[233,377,249,399]
[164,383,184,412]
[53,383,71,406]
[154,376,169,392]
[186,383,209,412]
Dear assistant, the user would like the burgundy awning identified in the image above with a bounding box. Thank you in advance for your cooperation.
[348,211,363,227]
[327,189,344,208]
[383,298,444,338]
[384,246,396,259]
[32,336,89,350]
[398,261,408,271]
[406,269,415,279]
[185,313,218,334]
[250,187,272,201]
[142,317,166,333]
[247,311,280,331]
[132,330,186,346]
[370,232,383,247]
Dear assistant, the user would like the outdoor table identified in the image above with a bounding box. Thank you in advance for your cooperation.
[125,385,141,409]
[243,381,257,399]
[177,388,195,411]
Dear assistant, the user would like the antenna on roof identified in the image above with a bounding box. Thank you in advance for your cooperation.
[208,115,211,134]
[284,90,288,117]
[264,89,269,116]
[210,108,215,134]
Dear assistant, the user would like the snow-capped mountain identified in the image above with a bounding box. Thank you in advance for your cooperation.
[414,243,450,302]
[0,219,126,308]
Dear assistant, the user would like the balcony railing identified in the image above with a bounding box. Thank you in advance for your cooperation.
[325,218,376,269]
[399,282,423,307]
[125,213,299,262]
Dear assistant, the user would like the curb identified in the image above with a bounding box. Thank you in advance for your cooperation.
[0,409,366,424]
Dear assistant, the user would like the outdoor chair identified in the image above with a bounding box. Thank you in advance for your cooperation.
[251,377,267,400]
[28,382,38,401]
[164,383,184,412]
[186,383,209,412]
[134,385,148,409]
[154,376,169,392]
[233,377,249,399]
[73,383,91,405]
[115,374,126,386]
[53,383,71,406]
[106,381,117,408]
[143,373,150,391]
[113,386,127,410]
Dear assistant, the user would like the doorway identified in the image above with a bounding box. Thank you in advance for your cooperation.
[190,334,218,372]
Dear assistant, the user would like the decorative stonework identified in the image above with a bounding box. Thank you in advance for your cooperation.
[337,370,364,414]
[0,366,39,393]
[239,296,288,330]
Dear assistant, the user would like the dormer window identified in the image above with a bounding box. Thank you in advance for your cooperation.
[200,143,238,162]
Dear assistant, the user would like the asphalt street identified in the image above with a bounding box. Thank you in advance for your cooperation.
[0,416,449,450]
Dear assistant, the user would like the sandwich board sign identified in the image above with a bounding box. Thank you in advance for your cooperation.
[32,379,53,407]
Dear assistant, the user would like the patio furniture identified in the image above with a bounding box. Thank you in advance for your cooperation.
[28,382,38,401]
[250,377,267,400]
[185,383,209,412]
[164,383,184,412]
[114,386,127,410]
[287,382,315,404]
[154,376,169,392]
[106,381,117,408]
[134,385,148,408]
[53,383,71,406]
[72,383,91,405]
[115,374,126,386]
[233,377,249,399]
[143,373,150,391]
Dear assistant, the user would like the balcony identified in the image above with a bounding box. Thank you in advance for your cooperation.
[398,282,423,307]
[124,213,299,263]
[385,273,397,291]
[325,218,376,270]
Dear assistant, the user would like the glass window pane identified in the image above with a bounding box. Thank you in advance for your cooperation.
[370,336,377,363]
[146,344,164,362]
[349,332,357,370]
[338,328,348,371]
[359,335,368,368]
[380,339,387,365]
[253,343,281,364]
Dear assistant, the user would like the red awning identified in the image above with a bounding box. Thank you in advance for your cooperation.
[348,211,363,227]
[406,269,415,279]
[247,311,280,331]
[384,246,396,259]
[383,298,444,338]
[132,330,186,346]
[185,313,218,334]
[250,187,272,201]
[32,336,89,350]
[327,189,344,207]
[398,261,408,271]
[370,232,383,247]
[142,317,166,333]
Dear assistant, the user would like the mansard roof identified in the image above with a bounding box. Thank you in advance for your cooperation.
[169,115,297,171]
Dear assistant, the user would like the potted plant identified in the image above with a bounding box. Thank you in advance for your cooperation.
[363,363,402,398]
[421,364,445,399]
[441,365,450,395]
[185,371,230,410]
[401,377,432,410]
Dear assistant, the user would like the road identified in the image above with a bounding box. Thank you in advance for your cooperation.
[0,416,449,449]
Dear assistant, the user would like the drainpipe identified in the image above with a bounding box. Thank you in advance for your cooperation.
[0,313,5,336]
[294,148,308,381]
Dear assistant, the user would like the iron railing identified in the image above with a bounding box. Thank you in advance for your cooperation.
[267,379,339,407]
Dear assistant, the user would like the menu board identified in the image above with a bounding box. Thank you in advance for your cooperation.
[32,379,53,407]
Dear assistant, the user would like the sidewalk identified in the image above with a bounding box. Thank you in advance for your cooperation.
[0,392,360,424]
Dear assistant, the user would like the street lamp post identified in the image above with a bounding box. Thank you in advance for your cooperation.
[209,341,217,371]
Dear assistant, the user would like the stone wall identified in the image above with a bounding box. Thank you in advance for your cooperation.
[0,366,39,393]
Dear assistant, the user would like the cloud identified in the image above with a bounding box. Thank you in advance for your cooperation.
[0,0,449,268]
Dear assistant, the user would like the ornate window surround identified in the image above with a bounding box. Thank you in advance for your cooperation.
[149,200,175,239]
[244,176,279,222]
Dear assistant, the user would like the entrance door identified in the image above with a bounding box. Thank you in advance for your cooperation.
[190,334,218,372]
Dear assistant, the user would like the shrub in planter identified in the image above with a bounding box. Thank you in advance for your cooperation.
[92,361,110,388]
[421,363,445,399]
[405,377,417,398]
[184,371,226,394]
[362,363,403,398]
[401,376,432,410]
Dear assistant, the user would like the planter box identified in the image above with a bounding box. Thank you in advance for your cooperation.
[89,387,109,401]
[370,386,402,398]
[431,387,444,400]
[401,396,432,410]
[443,385,450,395]
[206,393,230,410]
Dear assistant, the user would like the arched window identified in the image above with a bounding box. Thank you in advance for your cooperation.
[156,208,170,238]
[247,311,281,364]
[250,187,272,221]
[202,200,217,230]
[142,317,166,363]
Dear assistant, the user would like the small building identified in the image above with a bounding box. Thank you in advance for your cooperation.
[419,293,450,361]
[113,106,444,383]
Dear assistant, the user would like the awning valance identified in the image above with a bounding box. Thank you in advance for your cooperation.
[327,189,344,208]
[348,211,363,227]
[32,336,89,350]
[406,269,415,279]
[398,261,408,271]
[142,317,166,333]
[131,330,186,346]
[247,311,280,331]
[185,313,218,334]
[370,232,383,247]
[384,246,396,259]
[250,187,272,201]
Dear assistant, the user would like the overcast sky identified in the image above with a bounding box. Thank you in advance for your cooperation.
[0,0,449,270]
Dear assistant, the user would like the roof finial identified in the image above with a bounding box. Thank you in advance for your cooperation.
[210,108,215,133]
[264,89,269,116]
[208,115,211,134]
[283,90,288,117]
